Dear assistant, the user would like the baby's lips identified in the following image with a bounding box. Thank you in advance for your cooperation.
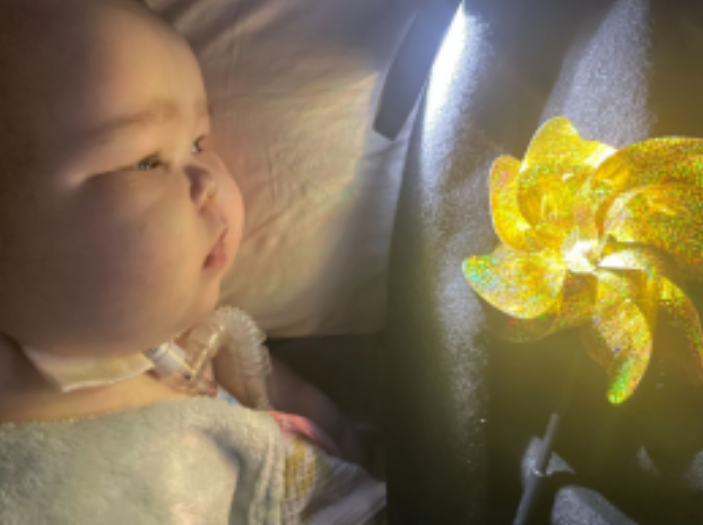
[205,225,227,258]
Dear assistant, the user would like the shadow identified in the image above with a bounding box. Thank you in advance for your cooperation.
[486,292,703,523]
[266,333,387,430]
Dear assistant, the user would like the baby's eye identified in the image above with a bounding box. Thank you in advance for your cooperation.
[127,137,206,173]
[134,155,163,171]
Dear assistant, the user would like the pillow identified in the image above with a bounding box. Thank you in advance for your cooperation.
[148,0,419,337]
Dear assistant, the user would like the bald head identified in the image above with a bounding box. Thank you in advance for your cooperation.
[0,0,182,248]
[0,0,239,356]
[0,0,169,175]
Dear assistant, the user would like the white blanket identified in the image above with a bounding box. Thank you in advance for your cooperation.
[0,397,385,524]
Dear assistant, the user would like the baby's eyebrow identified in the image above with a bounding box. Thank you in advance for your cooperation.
[90,99,211,143]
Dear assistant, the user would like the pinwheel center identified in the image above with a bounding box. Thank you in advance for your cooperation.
[562,231,601,274]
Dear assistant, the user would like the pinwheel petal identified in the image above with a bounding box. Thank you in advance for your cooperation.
[490,156,543,252]
[581,269,659,404]
[569,177,603,244]
[591,138,703,227]
[599,243,703,383]
[598,242,683,280]
[659,278,703,383]
[518,118,615,250]
[487,273,595,343]
[464,117,703,404]
[604,184,703,281]
[462,244,568,319]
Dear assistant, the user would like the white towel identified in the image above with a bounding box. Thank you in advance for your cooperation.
[0,396,385,524]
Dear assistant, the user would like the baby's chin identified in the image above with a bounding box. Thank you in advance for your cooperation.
[184,266,232,332]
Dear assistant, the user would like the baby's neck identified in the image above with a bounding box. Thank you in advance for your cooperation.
[0,337,188,425]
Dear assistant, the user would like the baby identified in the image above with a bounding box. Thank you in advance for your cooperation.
[0,0,383,520]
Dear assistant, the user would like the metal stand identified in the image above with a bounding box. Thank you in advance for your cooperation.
[513,352,580,525]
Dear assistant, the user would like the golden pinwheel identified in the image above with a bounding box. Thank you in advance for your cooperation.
[462,117,703,403]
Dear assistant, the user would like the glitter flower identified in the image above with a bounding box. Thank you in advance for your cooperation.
[462,117,703,403]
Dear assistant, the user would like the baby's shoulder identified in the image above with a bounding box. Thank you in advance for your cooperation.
[0,373,188,425]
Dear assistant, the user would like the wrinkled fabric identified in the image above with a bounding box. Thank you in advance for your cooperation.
[0,397,385,524]
[147,0,419,337]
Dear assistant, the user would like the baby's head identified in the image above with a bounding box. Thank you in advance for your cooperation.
[0,0,244,358]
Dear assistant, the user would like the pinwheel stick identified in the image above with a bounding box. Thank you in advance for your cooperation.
[513,351,580,525]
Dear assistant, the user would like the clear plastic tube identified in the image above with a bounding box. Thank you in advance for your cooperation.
[142,307,273,408]
[142,340,220,398]
[211,306,273,410]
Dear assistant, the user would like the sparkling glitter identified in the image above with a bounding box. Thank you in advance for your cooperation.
[462,117,703,404]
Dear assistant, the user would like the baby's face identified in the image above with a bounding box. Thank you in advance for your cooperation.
[0,0,244,357]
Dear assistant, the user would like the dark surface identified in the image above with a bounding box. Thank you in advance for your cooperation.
[273,1,703,524]
[380,1,528,522]
[267,334,386,430]
[381,0,703,524]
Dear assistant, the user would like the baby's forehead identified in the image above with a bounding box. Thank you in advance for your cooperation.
[0,0,196,176]
[0,1,127,118]
[1,0,176,107]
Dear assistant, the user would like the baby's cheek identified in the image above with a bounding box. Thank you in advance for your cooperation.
[130,221,198,298]
[220,174,245,252]
[66,178,219,344]
[78,212,194,335]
